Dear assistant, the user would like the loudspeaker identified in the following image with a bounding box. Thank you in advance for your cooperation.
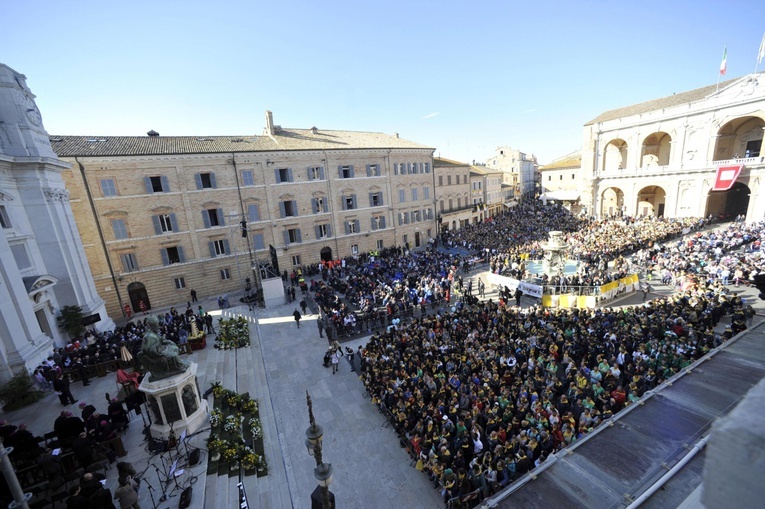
[188,448,201,466]
[179,486,192,509]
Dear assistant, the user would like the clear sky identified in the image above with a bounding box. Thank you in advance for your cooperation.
[4,1,765,164]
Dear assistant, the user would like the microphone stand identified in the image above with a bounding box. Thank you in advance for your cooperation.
[154,464,175,502]
[143,477,159,509]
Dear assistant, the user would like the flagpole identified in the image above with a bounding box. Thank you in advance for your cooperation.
[757,32,765,74]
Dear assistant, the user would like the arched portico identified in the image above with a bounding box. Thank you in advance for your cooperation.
[713,116,765,160]
[600,187,625,217]
[603,139,628,171]
[636,186,667,217]
[641,132,671,167]
[705,182,750,221]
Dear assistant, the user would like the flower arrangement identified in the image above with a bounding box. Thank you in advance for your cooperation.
[224,414,241,434]
[222,444,241,464]
[210,409,223,428]
[226,393,241,408]
[240,447,260,470]
[215,317,251,349]
[240,397,258,414]
[249,418,262,440]
[211,381,225,399]
[207,435,227,454]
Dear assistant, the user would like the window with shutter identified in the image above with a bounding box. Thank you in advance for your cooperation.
[242,170,254,186]
[252,233,265,250]
[111,219,128,240]
[147,176,165,193]
[399,189,405,203]
[120,253,138,272]
[100,179,117,197]
[198,173,215,189]
[248,204,260,222]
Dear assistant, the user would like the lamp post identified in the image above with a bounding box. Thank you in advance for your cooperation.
[305,391,334,509]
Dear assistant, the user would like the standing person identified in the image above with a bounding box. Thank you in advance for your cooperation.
[293,309,302,328]
[478,279,485,298]
[123,303,132,320]
[138,300,147,315]
[514,287,523,307]
[300,299,308,316]
[53,373,76,406]
[73,357,90,386]
[330,342,343,374]
[204,313,215,334]
[113,477,140,509]
[190,289,198,303]
[317,317,325,339]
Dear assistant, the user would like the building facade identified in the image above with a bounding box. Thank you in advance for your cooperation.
[434,158,474,232]
[538,151,583,212]
[581,74,765,220]
[53,113,436,317]
[469,166,504,218]
[0,64,113,382]
[485,146,539,201]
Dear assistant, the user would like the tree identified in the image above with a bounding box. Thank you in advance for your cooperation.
[57,304,86,339]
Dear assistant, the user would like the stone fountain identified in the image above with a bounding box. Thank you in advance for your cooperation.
[540,231,570,276]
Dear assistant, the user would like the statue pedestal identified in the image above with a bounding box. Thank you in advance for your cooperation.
[139,362,208,440]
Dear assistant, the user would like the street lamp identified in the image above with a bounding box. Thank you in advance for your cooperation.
[305,391,335,509]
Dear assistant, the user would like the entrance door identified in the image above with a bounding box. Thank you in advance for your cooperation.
[127,282,150,312]
[320,247,332,262]
[657,203,665,217]
[415,232,421,247]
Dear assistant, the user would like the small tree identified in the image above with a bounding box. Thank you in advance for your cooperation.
[0,373,44,411]
[57,304,86,339]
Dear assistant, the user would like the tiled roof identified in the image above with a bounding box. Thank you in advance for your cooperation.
[540,152,581,170]
[585,77,743,125]
[50,129,433,157]
[433,157,469,167]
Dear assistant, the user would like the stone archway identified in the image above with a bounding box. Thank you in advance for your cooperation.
[127,282,150,312]
[600,187,625,217]
[636,185,667,217]
[320,246,332,262]
[706,182,750,221]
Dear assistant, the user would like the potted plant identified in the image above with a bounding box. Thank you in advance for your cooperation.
[56,305,86,340]
[207,435,227,462]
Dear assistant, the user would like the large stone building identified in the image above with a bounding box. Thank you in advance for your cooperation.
[485,146,539,201]
[469,165,504,218]
[433,158,475,232]
[0,64,113,382]
[581,73,765,219]
[53,112,437,317]
[538,151,583,212]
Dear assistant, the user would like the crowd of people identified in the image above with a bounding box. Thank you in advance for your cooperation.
[318,207,764,505]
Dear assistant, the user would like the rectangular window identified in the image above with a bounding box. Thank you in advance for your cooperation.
[312,197,327,214]
[339,165,354,179]
[548,176,552,181]
[10,244,31,269]
[146,176,170,193]
[346,220,359,234]
[291,255,302,267]
[412,210,421,222]
[402,234,408,245]
[316,224,331,239]
[0,205,10,228]
[424,163,430,174]
[241,170,254,186]
[447,175,452,185]
[161,246,185,265]
[457,197,462,208]
[439,200,444,212]
[196,172,216,189]
[371,216,387,230]
[308,166,325,180]
[438,175,443,186]
[449,199,453,210]
[174,277,186,290]
[120,253,139,272]
[285,228,302,244]
[572,173,576,179]
[252,233,265,250]
[276,168,293,183]
[205,208,223,227]
[412,188,418,201]
[281,200,298,218]
[111,219,128,240]
[159,214,175,233]
[425,208,433,220]
[559,175,563,180]
[344,195,357,210]
[100,179,117,197]
[248,204,260,222]
[399,189,406,203]
[221,268,231,280]
[213,239,228,256]
[394,163,399,175]
[376,239,384,250]
[366,164,381,177]
[423,187,430,199]
[370,192,383,207]
[351,244,359,255]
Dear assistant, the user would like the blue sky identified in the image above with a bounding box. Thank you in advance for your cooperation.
[4,1,765,164]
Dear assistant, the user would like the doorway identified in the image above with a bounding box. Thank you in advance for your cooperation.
[127,282,150,312]
[415,232,421,247]
[320,247,332,262]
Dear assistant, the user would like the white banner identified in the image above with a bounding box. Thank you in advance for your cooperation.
[487,272,543,299]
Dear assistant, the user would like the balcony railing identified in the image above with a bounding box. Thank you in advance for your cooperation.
[595,155,765,178]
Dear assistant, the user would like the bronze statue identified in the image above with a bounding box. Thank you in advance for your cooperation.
[138,315,189,381]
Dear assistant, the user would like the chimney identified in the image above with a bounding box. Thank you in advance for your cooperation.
[147,130,159,137]
[264,110,274,136]
[310,126,318,134]
[394,132,399,138]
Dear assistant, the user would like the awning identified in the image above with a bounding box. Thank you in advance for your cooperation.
[539,190,580,202]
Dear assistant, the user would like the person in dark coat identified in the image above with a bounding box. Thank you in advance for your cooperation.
[66,485,88,509]
[108,398,129,431]
[73,357,90,386]
[72,432,97,467]
[53,374,76,405]
[293,309,302,328]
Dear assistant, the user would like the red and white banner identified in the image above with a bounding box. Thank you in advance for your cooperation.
[713,164,743,191]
